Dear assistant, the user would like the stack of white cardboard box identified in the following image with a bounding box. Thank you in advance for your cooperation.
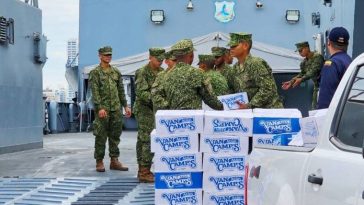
[151,103,324,204]
[153,110,204,205]
[201,110,252,205]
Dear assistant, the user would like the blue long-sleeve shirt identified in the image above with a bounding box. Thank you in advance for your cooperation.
[317,51,352,109]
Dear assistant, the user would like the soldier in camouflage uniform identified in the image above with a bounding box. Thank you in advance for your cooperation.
[133,48,165,183]
[227,33,283,109]
[163,50,176,70]
[282,41,324,109]
[89,46,132,172]
[212,47,234,93]
[151,50,176,113]
[198,54,229,96]
[152,39,223,110]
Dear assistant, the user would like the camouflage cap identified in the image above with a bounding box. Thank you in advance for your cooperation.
[211,47,227,57]
[295,41,309,51]
[164,50,176,60]
[197,54,215,65]
[149,48,165,61]
[98,46,112,55]
[227,32,252,47]
[171,39,196,56]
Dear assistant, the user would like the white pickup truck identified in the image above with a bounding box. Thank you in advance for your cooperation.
[247,53,364,205]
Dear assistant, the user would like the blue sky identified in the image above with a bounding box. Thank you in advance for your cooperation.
[39,0,79,89]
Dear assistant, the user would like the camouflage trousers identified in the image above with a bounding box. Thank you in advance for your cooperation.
[134,106,154,167]
[93,110,123,160]
[312,85,319,109]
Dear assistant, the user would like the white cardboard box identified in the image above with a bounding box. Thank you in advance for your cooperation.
[289,109,328,147]
[203,153,248,174]
[204,110,253,136]
[155,172,203,189]
[308,108,328,136]
[155,110,204,135]
[154,153,203,172]
[202,92,249,111]
[254,133,296,146]
[151,129,199,153]
[203,173,245,192]
[200,134,249,155]
[218,92,249,110]
[155,189,202,205]
[203,192,245,205]
[253,109,302,146]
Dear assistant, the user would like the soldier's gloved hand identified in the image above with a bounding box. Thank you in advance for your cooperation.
[124,107,132,118]
[292,78,302,88]
[236,101,249,109]
[98,109,107,119]
[281,81,293,90]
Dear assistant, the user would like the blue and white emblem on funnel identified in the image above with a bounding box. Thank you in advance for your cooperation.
[215,1,235,23]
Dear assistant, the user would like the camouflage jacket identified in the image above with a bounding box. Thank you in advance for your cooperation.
[216,63,234,93]
[152,62,223,110]
[133,64,163,113]
[230,55,283,108]
[203,70,229,96]
[151,69,172,112]
[89,65,127,112]
[295,52,324,87]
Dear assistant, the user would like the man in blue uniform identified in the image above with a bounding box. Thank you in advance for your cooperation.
[317,27,352,109]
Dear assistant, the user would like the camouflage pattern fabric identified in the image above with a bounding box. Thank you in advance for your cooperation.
[171,39,195,56]
[227,32,252,47]
[295,41,309,51]
[203,70,229,96]
[93,110,122,159]
[164,50,176,60]
[89,65,127,111]
[293,52,324,109]
[149,48,165,61]
[229,55,283,108]
[217,63,234,93]
[89,65,127,160]
[198,54,215,65]
[98,46,112,55]
[152,62,223,110]
[133,64,163,167]
[211,46,227,57]
[151,69,172,112]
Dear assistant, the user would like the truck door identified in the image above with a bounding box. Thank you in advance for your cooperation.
[303,64,364,205]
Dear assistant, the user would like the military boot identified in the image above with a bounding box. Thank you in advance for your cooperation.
[96,159,105,172]
[138,166,154,183]
[110,157,129,171]
[146,165,155,179]
[137,166,142,179]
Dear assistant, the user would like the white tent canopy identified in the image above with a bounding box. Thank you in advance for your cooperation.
[82,32,302,79]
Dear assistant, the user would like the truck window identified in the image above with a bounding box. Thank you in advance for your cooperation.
[335,65,364,148]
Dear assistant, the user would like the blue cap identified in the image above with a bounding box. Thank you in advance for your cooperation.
[329,27,349,45]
